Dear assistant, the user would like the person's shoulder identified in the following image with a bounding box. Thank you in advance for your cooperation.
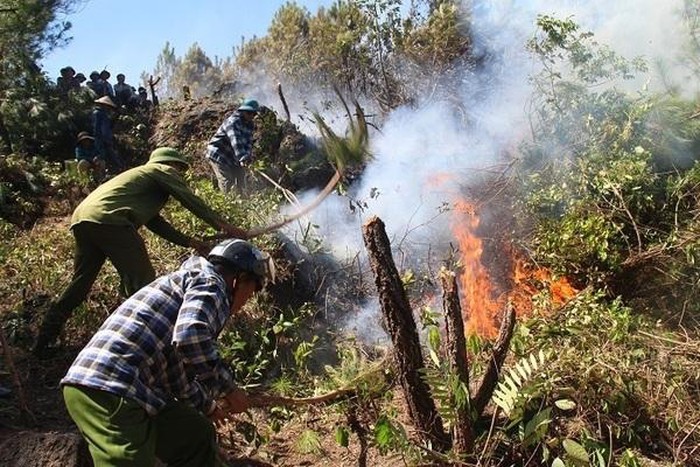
[226,111,242,122]
[145,162,182,176]
[144,163,189,185]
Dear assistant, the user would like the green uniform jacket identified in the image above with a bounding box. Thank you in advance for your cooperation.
[71,162,224,247]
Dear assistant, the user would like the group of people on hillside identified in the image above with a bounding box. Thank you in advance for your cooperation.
[59,65,157,183]
[71,95,122,183]
[57,66,154,110]
[29,96,271,465]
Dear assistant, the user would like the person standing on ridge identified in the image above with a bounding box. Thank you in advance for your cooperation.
[206,98,259,193]
[33,147,248,356]
[100,70,115,98]
[113,73,135,107]
[86,71,107,97]
[92,95,125,173]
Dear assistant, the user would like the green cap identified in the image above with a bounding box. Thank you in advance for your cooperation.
[148,147,189,166]
[238,99,259,112]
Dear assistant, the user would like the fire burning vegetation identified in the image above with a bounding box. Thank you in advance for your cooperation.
[452,200,578,338]
[3,0,700,466]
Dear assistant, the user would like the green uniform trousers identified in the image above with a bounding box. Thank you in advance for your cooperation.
[35,222,156,349]
[63,385,223,466]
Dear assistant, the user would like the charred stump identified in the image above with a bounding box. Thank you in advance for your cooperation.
[472,306,517,416]
[362,216,449,451]
[440,269,475,454]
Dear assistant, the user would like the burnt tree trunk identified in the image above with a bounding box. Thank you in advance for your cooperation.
[472,306,517,416]
[440,269,475,454]
[362,216,449,451]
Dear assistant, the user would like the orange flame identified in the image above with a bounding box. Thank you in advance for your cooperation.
[511,259,578,314]
[452,200,501,338]
[451,201,578,338]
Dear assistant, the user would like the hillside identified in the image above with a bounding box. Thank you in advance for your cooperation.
[1,2,700,466]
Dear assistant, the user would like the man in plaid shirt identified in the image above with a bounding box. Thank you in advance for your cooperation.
[206,98,259,193]
[61,239,275,466]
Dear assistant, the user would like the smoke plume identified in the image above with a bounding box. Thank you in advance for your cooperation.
[274,0,694,342]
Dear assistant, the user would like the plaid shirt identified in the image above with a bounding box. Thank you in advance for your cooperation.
[61,257,236,415]
[206,110,254,168]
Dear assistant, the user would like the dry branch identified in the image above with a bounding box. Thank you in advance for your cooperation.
[277,83,291,122]
[363,216,450,452]
[441,269,475,453]
[471,306,517,417]
[248,388,355,408]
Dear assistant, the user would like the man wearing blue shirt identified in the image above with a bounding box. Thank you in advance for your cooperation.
[92,95,125,173]
[61,239,275,466]
[206,99,259,193]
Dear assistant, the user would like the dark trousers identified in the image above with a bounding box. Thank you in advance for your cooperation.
[208,159,246,193]
[35,222,155,349]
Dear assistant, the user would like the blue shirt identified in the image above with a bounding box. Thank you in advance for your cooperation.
[61,256,237,415]
[206,110,254,168]
[75,145,100,162]
[92,107,114,156]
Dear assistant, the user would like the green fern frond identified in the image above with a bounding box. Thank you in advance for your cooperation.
[492,349,549,417]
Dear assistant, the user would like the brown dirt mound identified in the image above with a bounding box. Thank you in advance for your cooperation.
[150,98,334,192]
[150,97,236,177]
[0,430,90,467]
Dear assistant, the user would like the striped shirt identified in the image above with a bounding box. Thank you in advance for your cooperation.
[61,257,236,415]
[206,110,254,168]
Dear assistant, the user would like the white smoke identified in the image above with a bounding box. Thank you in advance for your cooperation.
[285,0,694,258]
[272,0,698,345]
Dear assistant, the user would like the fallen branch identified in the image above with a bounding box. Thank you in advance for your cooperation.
[248,388,355,408]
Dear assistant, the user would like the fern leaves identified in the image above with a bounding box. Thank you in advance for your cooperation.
[491,349,549,417]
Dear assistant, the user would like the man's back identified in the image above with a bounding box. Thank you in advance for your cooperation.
[71,164,171,227]
[61,256,232,415]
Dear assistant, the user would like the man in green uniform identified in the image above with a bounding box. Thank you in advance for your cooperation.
[33,147,247,356]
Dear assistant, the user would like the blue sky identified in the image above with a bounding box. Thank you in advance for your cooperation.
[41,0,333,86]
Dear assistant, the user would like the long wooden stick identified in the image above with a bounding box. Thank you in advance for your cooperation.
[247,169,341,238]
[248,387,355,408]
